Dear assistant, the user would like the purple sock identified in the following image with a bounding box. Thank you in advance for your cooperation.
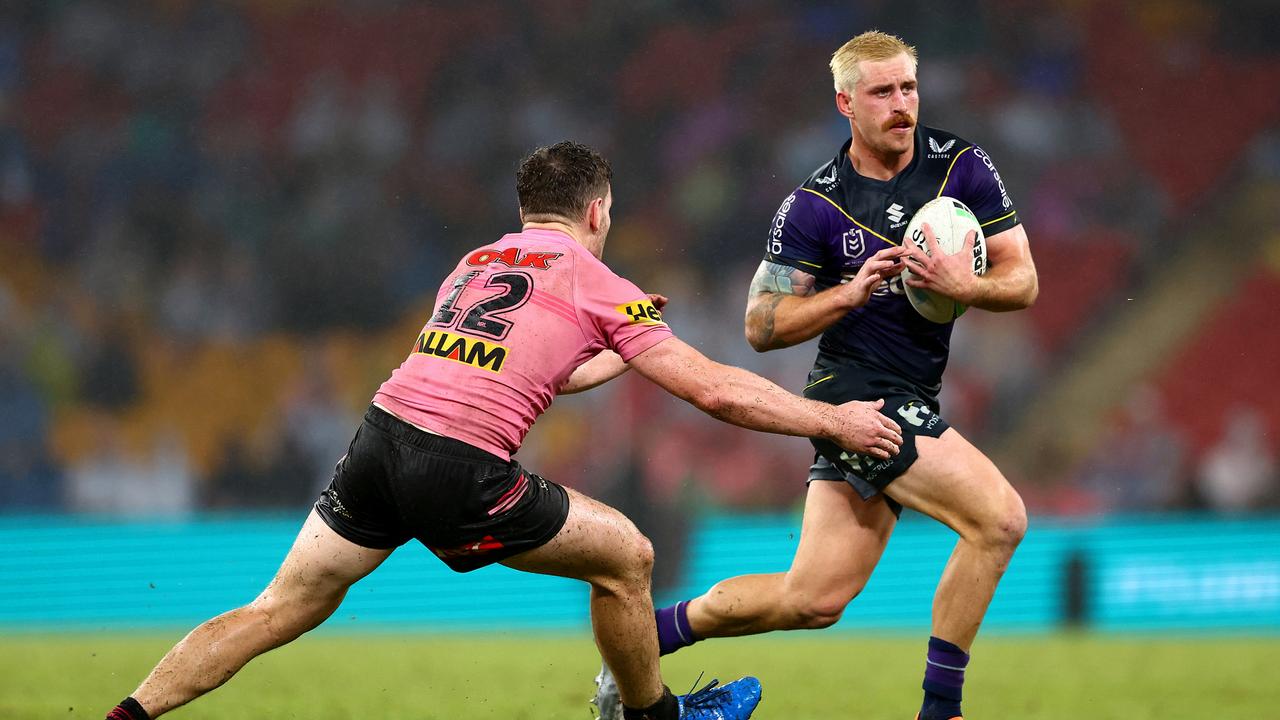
[920,636,968,720]
[654,600,698,656]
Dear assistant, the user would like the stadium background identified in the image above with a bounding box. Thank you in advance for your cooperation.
[1,0,1278,717]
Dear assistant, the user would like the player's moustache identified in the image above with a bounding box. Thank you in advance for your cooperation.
[882,113,915,131]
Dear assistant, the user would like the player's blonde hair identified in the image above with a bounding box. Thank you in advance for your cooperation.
[830,31,917,94]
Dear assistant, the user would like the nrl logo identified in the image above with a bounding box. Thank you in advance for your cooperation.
[927,137,956,157]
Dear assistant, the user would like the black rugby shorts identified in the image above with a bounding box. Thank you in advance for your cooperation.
[314,405,569,572]
[802,358,951,516]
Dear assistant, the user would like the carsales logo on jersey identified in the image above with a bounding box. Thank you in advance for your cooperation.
[467,247,563,269]
[972,147,1012,209]
[768,193,796,254]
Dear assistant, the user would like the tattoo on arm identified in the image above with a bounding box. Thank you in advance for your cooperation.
[748,261,817,297]
[746,262,816,346]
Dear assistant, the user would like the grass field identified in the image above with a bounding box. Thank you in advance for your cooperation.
[7,632,1278,719]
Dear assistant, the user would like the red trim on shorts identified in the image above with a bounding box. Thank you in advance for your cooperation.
[487,473,529,516]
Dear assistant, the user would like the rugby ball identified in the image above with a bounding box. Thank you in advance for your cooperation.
[901,196,987,323]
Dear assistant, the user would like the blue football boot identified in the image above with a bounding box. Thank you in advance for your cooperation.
[592,664,762,720]
[677,676,762,719]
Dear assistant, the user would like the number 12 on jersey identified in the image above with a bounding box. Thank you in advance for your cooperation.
[430,270,534,342]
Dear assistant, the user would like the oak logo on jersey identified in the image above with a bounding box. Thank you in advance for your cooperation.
[617,299,665,326]
[413,329,508,373]
[466,247,563,269]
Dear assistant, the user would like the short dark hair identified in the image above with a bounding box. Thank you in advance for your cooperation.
[516,141,612,221]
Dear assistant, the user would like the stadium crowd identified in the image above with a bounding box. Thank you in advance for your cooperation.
[1,0,1277,523]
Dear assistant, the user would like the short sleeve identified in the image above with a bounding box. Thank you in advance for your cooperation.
[575,257,675,362]
[764,190,829,272]
[956,146,1020,236]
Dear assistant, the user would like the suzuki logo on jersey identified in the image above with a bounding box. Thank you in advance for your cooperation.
[466,247,563,269]
[842,228,866,258]
[927,137,956,157]
[886,203,906,226]
[414,329,508,373]
[897,401,941,429]
[617,299,665,326]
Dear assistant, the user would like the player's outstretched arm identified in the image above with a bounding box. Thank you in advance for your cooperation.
[744,247,906,351]
[629,336,903,459]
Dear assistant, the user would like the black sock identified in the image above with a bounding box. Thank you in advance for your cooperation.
[622,687,678,720]
[107,696,151,720]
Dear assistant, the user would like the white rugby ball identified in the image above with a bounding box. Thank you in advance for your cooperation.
[901,196,988,323]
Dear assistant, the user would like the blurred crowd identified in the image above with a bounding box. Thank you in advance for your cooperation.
[0,0,1277,521]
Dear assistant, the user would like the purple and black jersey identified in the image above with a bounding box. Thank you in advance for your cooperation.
[765,125,1021,397]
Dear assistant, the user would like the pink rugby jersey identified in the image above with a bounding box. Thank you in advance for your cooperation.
[373,228,673,460]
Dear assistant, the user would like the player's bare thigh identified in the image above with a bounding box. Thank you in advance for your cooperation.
[255,509,394,613]
[785,480,896,602]
[501,486,651,585]
[883,428,1025,540]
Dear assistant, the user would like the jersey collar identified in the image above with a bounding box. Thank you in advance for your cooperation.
[836,127,923,191]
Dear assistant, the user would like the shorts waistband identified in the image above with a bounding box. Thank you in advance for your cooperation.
[363,405,507,464]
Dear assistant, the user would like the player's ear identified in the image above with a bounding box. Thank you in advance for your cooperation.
[835,90,855,118]
[586,196,604,232]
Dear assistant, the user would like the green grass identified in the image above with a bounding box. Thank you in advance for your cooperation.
[6,631,1278,719]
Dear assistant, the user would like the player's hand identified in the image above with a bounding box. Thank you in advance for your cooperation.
[830,398,903,460]
[646,292,669,311]
[840,246,907,309]
[903,224,979,303]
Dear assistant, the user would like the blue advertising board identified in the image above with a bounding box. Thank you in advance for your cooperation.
[1,513,1276,632]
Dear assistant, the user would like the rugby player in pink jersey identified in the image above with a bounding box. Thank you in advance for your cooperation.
[106,142,905,720]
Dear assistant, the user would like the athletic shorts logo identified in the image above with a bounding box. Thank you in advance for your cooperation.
[898,401,941,429]
[414,329,509,372]
[617,299,665,326]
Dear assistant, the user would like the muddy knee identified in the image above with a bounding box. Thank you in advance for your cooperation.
[594,527,655,597]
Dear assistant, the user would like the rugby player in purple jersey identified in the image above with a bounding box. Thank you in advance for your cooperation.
[603,31,1039,720]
